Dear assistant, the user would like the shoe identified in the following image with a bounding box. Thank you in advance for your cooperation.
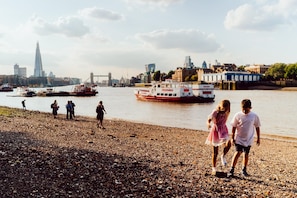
[221,155,227,166]
[211,167,216,176]
[227,168,234,177]
[241,169,249,177]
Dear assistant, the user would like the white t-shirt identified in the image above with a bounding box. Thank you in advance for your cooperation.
[230,111,261,147]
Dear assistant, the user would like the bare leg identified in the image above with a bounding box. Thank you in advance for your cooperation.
[223,140,231,156]
[243,152,249,168]
[212,146,218,168]
[231,151,242,168]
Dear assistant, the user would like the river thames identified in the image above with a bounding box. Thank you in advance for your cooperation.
[1,86,297,139]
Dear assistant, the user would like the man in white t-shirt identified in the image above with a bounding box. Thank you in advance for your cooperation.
[227,99,261,177]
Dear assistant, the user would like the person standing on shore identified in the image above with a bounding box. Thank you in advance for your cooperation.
[66,100,72,119]
[205,99,231,175]
[96,101,106,129]
[21,100,26,110]
[227,99,261,177]
[51,100,59,119]
[70,101,75,119]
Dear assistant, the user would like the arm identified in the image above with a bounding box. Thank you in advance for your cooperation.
[231,127,236,145]
[256,127,260,146]
[207,118,211,129]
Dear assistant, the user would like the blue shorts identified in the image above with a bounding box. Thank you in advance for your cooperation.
[235,144,251,154]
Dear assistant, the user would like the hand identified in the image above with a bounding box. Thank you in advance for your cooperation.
[231,139,235,146]
[256,139,260,146]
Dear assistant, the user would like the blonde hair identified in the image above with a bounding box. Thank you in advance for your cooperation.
[217,100,230,114]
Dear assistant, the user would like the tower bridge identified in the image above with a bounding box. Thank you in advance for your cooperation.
[90,72,112,86]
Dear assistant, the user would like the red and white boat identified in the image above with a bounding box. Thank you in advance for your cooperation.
[134,80,215,103]
[69,83,98,96]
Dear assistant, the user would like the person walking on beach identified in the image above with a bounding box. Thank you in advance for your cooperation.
[66,100,72,119]
[51,100,59,119]
[96,101,106,129]
[21,100,26,110]
[227,99,261,177]
[205,99,231,175]
[70,101,75,119]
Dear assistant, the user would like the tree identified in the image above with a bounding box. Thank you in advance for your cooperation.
[153,70,161,81]
[167,70,175,79]
[284,63,297,80]
[237,65,245,71]
[265,63,286,80]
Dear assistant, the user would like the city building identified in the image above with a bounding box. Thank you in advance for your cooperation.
[184,56,194,69]
[34,42,45,77]
[171,56,197,82]
[14,64,27,77]
[244,64,270,74]
[201,71,261,83]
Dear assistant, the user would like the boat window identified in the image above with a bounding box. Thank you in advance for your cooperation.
[157,93,160,95]
[173,94,177,96]
[165,93,168,96]
[161,93,164,96]
[169,93,172,96]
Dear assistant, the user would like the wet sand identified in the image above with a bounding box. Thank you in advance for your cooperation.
[0,106,296,197]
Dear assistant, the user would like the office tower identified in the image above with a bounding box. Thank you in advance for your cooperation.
[34,42,44,77]
[14,64,27,77]
[184,56,194,69]
[145,63,155,74]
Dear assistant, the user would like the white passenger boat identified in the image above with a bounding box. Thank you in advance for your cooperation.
[134,80,215,103]
[9,87,37,97]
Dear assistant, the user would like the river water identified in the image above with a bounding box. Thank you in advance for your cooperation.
[1,86,296,138]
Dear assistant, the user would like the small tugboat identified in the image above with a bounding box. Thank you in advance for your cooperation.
[0,83,13,92]
[134,80,215,103]
[69,83,98,96]
[37,88,70,97]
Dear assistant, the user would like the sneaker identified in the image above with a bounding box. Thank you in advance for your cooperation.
[221,155,227,166]
[211,167,216,176]
[227,168,234,177]
[241,169,249,177]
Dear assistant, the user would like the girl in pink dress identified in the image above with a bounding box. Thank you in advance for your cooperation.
[205,100,231,175]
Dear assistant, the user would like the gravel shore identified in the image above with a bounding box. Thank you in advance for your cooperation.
[0,106,296,197]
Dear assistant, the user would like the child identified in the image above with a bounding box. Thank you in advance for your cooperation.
[228,99,261,177]
[205,99,231,175]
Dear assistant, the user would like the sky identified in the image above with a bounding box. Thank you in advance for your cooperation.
[1,0,297,81]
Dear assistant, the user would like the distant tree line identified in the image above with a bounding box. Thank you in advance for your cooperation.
[264,63,297,80]
[151,63,297,82]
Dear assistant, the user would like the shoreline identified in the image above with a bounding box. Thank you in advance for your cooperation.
[0,106,296,197]
[2,105,297,141]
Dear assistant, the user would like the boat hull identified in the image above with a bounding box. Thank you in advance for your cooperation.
[69,91,98,96]
[135,94,214,103]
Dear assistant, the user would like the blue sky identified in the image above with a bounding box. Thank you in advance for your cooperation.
[0,0,297,81]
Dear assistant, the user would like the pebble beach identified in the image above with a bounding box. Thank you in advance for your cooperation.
[0,106,296,197]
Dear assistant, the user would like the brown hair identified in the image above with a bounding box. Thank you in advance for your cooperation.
[217,99,231,113]
[241,99,251,108]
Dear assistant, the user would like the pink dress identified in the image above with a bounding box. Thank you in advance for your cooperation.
[205,110,229,146]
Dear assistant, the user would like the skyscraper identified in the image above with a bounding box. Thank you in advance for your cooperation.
[34,42,44,77]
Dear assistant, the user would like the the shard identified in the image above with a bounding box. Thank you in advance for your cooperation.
[34,42,44,77]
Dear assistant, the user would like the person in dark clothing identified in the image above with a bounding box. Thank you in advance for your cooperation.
[96,101,106,129]
[21,100,26,110]
[70,101,75,119]
[51,100,59,118]
[66,100,72,119]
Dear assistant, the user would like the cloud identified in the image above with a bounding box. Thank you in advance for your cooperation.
[79,7,124,21]
[124,0,184,7]
[224,0,297,31]
[30,15,90,37]
[137,29,220,53]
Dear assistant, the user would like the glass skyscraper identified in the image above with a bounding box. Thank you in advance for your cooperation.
[34,42,44,77]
